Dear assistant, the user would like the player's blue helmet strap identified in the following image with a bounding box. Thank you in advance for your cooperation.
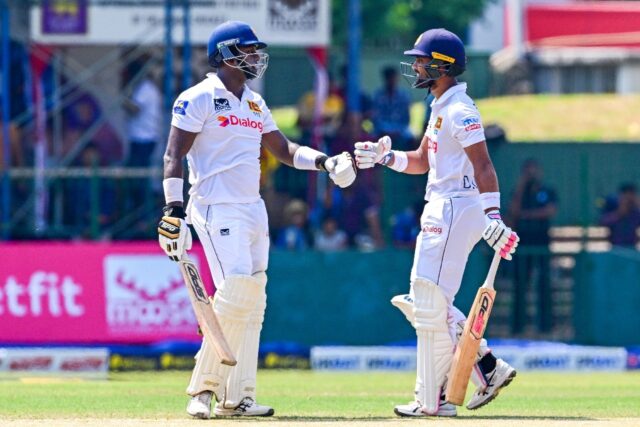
[207,21,269,79]
[400,28,466,88]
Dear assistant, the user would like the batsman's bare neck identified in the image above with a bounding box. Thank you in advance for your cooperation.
[429,76,458,100]
[217,66,247,100]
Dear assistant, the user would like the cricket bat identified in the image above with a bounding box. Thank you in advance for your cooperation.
[179,255,237,366]
[445,252,501,405]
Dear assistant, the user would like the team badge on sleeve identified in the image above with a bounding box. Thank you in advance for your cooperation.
[247,100,262,114]
[214,98,231,111]
[173,100,189,115]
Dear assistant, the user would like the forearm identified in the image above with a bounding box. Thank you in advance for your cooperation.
[475,160,499,194]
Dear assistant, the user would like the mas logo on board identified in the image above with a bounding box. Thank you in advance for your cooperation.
[268,0,318,31]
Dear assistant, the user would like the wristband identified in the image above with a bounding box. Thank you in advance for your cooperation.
[293,146,326,171]
[480,192,501,211]
[163,177,184,204]
[388,151,408,172]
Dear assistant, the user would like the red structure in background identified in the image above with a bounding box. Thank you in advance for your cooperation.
[524,1,640,49]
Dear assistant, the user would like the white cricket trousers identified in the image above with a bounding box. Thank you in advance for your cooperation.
[410,196,486,337]
[189,199,270,283]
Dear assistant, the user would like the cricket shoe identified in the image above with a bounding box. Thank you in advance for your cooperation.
[466,358,517,410]
[186,391,213,419]
[214,397,274,417]
[394,400,457,417]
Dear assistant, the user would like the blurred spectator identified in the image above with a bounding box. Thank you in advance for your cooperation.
[371,66,414,150]
[314,216,348,251]
[599,183,640,247]
[122,55,161,167]
[276,199,311,251]
[390,205,420,249]
[62,92,123,165]
[296,74,344,144]
[508,159,558,333]
[66,142,116,237]
[336,64,373,122]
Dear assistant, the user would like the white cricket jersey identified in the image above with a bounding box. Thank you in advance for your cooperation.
[423,83,485,202]
[171,73,278,205]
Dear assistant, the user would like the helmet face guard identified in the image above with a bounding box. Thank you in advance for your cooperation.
[400,58,453,89]
[217,39,269,80]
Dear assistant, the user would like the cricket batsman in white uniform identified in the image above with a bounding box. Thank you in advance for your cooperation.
[354,28,519,417]
[157,21,356,418]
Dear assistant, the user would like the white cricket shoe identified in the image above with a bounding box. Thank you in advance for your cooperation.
[186,391,213,419]
[466,358,517,410]
[394,400,457,417]
[214,397,275,417]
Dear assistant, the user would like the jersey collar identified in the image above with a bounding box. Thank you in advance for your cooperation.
[206,72,250,101]
[431,82,467,108]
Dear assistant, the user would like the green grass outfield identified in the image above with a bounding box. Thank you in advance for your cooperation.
[1,370,639,426]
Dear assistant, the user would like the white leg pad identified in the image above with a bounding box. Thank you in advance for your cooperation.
[222,272,267,408]
[186,275,263,397]
[412,278,453,415]
[393,294,491,391]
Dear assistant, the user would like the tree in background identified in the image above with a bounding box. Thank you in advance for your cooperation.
[332,0,494,47]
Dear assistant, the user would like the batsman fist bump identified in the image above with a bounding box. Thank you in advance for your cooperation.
[323,152,357,188]
[482,210,519,260]
[158,205,193,261]
[353,135,392,169]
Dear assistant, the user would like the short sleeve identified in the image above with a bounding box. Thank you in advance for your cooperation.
[170,89,210,133]
[259,99,279,134]
[450,104,486,148]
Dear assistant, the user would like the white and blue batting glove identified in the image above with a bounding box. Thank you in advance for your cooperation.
[353,135,392,169]
[158,205,193,262]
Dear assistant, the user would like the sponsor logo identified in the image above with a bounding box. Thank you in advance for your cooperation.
[463,175,478,190]
[0,272,85,317]
[214,98,231,111]
[524,355,569,369]
[422,225,442,234]
[217,115,263,132]
[60,357,105,371]
[183,263,208,304]
[313,356,360,370]
[432,51,455,63]
[10,357,53,370]
[268,0,319,31]
[463,117,481,132]
[104,255,197,335]
[470,291,493,339]
[220,228,230,236]
[427,136,437,153]
[247,100,262,114]
[435,116,443,130]
[173,100,188,115]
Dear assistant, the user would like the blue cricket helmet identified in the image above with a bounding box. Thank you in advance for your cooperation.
[207,21,267,68]
[404,28,466,72]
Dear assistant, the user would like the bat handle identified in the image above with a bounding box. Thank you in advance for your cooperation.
[484,252,502,289]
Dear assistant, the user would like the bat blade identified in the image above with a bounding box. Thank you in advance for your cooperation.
[445,253,500,405]
[179,256,237,366]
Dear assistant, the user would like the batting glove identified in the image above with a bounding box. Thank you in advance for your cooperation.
[158,205,192,261]
[324,152,357,188]
[482,210,519,260]
[353,135,392,169]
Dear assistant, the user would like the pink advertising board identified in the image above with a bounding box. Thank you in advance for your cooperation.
[0,242,214,344]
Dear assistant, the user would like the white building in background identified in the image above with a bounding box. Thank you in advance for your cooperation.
[469,0,640,95]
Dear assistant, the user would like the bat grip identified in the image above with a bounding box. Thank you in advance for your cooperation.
[483,252,501,290]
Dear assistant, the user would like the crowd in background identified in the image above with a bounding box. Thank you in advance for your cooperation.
[2,44,639,252]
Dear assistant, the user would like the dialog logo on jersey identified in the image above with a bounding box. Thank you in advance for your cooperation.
[422,224,442,234]
[217,115,263,132]
[173,100,189,115]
